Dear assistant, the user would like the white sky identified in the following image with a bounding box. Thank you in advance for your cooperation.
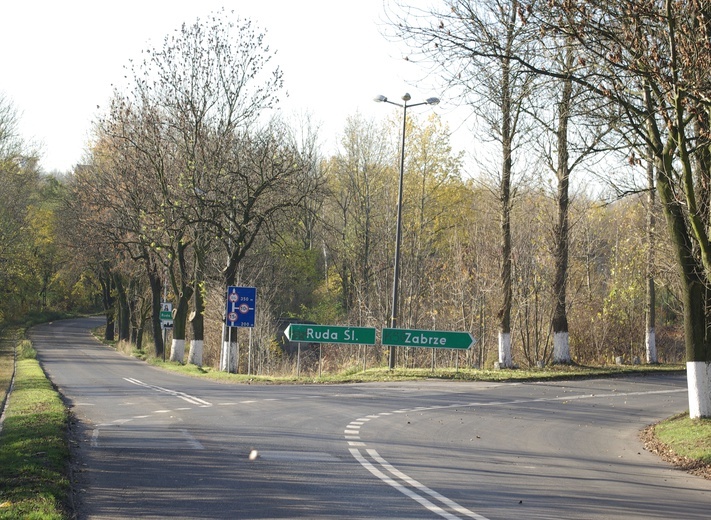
[0,0,465,173]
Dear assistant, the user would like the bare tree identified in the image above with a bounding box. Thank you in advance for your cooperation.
[643,85,658,364]
[389,0,539,367]
[322,114,393,322]
[100,9,285,366]
[524,0,711,415]
[66,139,168,356]
[0,95,44,321]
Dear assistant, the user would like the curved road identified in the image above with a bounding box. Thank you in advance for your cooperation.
[32,318,710,519]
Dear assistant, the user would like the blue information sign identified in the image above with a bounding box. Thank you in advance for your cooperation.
[225,286,256,328]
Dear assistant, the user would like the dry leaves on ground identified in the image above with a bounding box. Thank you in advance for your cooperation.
[640,425,711,480]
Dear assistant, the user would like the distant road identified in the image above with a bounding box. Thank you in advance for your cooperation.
[32,318,710,519]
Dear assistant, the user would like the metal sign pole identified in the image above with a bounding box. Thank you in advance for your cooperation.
[227,325,232,373]
[297,344,301,378]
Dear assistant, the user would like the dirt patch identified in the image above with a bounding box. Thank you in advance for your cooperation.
[640,424,711,480]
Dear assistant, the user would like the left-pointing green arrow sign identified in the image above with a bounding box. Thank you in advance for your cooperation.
[285,324,377,345]
[382,328,475,349]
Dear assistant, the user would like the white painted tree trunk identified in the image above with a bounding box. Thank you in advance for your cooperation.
[553,331,571,364]
[187,340,203,367]
[170,338,185,363]
[220,341,238,373]
[687,362,711,419]
[220,341,228,371]
[645,328,657,364]
[498,332,512,368]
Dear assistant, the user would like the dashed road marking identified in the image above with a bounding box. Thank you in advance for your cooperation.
[124,378,212,407]
[345,387,687,519]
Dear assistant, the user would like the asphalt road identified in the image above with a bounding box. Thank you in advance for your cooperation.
[32,317,710,519]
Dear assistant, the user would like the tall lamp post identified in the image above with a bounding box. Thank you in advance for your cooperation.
[374,93,440,369]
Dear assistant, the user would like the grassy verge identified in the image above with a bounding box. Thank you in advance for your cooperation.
[642,413,711,478]
[0,321,704,520]
[146,357,685,384]
[0,339,70,519]
[655,414,711,463]
[0,335,15,415]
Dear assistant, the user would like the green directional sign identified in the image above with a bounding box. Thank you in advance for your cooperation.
[382,328,475,350]
[285,324,377,345]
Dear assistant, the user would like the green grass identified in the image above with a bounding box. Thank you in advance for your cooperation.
[0,336,15,415]
[0,339,70,520]
[146,357,685,384]
[0,325,706,520]
[653,413,711,465]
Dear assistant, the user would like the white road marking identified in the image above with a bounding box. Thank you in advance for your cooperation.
[90,428,100,447]
[180,429,204,450]
[347,386,687,519]
[368,449,488,520]
[123,377,212,407]
[349,448,464,520]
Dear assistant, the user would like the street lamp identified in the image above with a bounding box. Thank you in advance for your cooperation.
[374,93,440,369]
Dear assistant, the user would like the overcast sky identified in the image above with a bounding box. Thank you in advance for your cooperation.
[0,0,463,173]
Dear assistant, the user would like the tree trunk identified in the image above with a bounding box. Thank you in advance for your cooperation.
[98,262,115,341]
[498,51,514,369]
[657,152,710,417]
[221,327,238,373]
[552,68,573,364]
[169,238,193,363]
[188,274,205,366]
[135,319,145,351]
[645,146,657,364]
[105,314,115,342]
[113,273,130,342]
[170,287,193,363]
[148,268,164,358]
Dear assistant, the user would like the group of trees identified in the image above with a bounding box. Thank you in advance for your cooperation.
[0,94,97,324]
[388,0,711,416]
[62,12,322,368]
[3,3,710,413]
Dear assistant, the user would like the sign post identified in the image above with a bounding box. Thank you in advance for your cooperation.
[160,302,173,329]
[381,328,475,350]
[225,286,256,328]
[284,324,377,345]
[222,286,257,373]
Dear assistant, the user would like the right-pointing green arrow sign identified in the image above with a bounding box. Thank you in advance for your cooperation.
[382,328,475,350]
